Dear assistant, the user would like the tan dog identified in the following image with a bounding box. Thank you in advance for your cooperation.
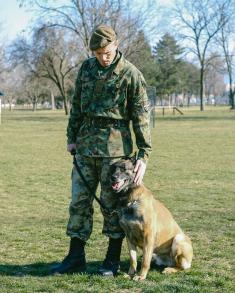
[110,158,193,281]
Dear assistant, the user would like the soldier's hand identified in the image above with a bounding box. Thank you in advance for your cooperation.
[67,143,76,154]
[134,159,146,185]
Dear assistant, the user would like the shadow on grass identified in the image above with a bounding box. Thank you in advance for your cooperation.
[0,260,163,278]
[0,261,101,277]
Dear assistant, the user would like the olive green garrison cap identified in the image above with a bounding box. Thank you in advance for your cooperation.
[89,25,117,51]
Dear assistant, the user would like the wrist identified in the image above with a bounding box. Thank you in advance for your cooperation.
[137,150,148,164]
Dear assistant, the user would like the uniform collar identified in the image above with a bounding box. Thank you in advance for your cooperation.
[112,51,125,75]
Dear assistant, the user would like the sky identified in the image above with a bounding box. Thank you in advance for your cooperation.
[0,0,232,83]
[0,0,174,41]
[0,0,33,41]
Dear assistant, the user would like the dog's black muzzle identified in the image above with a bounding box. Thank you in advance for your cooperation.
[111,174,118,183]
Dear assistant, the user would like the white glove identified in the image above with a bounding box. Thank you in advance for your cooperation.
[134,159,146,185]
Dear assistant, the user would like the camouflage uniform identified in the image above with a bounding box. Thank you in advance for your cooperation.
[66,51,152,241]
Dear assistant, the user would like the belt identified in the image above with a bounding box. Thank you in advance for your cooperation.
[84,116,129,128]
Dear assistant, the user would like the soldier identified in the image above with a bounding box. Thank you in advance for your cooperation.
[51,25,152,276]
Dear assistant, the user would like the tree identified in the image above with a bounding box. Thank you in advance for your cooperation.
[10,27,80,114]
[1,32,19,109]
[177,61,200,106]
[18,0,158,59]
[1,65,25,110]
[23,75,49,111]
[204,53,226,103]
[153,33,184,104]
[16,1,160,114]
[128,31,158,87]
[0,26,7,84]
[218,1,235,109]
[174,0,229,111]
[0,47,5,78]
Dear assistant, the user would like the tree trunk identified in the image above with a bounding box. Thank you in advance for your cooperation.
[9,100,12,111]
[187,95,191,107]
[33,101,37,111]
[51,91,55,110]
[30,94,36,111]
[62,95,68,115]
[228,77,235,110]
[200,67,204,111]
[230,90,235,109]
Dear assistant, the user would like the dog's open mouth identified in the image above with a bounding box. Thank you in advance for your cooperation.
[112,180,125,191]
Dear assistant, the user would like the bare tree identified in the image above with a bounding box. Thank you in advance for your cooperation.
[18,0,158,59]
[10,27,80,114]
[1,65,25,110]
[204,53,226,103]
[218,1,235,109]
[174,0,229,111]
[0,48,5,79]
[22,75,47,111]
[0,25,7,83]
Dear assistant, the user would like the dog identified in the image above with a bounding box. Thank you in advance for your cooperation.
[110,157,193,281]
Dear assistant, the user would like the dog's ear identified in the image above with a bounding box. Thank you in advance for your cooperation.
[125,155,136,172]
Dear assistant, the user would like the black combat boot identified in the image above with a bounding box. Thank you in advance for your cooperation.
[99,237,124,277]
[51,237,86,274]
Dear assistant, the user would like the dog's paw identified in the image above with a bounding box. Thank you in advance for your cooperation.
[128,268,136,277]
[133,275,146,281]
[162,267,178,274]
[123,273,132,279]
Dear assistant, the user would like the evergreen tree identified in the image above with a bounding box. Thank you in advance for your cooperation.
[128,31,159,86]
[153,33,184,97]
[178,61,200,96]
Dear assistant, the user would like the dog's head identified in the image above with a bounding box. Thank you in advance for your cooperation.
[110,157,136,193]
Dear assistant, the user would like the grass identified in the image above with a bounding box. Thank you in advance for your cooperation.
[0,106,234,293]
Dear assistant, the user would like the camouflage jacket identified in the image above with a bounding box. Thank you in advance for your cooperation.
[67,52,152,162]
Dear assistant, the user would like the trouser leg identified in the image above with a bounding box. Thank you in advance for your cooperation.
[98,157,125,276]
[67,155,99,242]
[99,157,125,239]
[51,155,98,274]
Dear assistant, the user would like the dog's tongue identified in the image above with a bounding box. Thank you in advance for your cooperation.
[112,182,120,190]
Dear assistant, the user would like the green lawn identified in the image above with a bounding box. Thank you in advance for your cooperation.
[0,107,234,293]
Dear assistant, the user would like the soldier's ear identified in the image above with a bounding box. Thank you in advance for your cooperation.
[114,40,119,48]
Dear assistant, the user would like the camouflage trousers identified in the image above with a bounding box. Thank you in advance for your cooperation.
[66,155,125,242]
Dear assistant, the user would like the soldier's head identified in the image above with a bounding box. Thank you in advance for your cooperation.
[89,25,118,67]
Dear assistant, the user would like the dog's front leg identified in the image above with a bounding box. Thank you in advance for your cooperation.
[126,238,137,278]
[133,235,154,281]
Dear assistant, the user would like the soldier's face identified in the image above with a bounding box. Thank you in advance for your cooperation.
[94,41,118,67]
